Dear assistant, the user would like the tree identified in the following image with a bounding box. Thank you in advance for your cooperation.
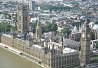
[61,27,71,38]
[0,22,16,32]
[43,25,49,32]
[95,21,98,24]
[43,23,58,33]
[31,22,37,33]
[31,21,58,33]
[96,42,98,48]
[11,26,17,31]
[51,23,58,32]
[6,24,12,31]
[31,22,37,28]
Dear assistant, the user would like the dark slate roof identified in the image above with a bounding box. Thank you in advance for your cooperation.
[63,39,80,47]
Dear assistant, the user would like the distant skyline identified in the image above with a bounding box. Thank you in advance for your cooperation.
[0,0,63,2]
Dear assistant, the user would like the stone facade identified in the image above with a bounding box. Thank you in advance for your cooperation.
[80,19,91,67]
[17,3,29,33]
[35,20,42,39]
[0,34,79,68]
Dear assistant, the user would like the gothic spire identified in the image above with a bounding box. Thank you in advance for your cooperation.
[82,11,91,32]
[35,19,42,39]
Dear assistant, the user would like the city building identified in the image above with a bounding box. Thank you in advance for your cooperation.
[0,34,80,68]
[0,2,94,68]
[29,1,36,11]
[0,18,93,68]
[0,19,80,68]
[17,3,29,34]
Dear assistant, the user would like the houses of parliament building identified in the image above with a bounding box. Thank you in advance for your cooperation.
[0,3,92,68]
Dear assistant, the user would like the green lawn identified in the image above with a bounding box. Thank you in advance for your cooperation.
[91,55,98,63]
[96,42,98,48]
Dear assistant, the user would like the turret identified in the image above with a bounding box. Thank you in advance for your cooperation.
[29,38,33,47]
[43,39,48,54]
[60,33,64,53]
[35,20,42,39]
[80,19,91,67]
[17,3,29,34]
[0,33,2,43]
[12,31,17,39]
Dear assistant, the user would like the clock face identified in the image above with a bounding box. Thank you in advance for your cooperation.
[82,34,85,38]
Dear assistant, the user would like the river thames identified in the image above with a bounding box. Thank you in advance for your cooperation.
[0,47,42,68]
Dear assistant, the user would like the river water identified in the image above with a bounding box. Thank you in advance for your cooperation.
[0,47,42,68]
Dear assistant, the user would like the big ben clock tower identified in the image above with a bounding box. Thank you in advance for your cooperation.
[80,19,91,67]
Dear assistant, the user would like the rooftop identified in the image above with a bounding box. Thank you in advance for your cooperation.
[63,39,80,47]
[93,24,98,30]
[3,34,12,38]
[33,44,42,49]
[63,47,77,54]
